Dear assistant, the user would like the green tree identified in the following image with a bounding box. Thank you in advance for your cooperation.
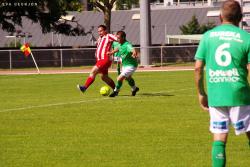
[0,0,85,35]
[63,0,83,12]
[180,15,201,34]
[91,0,116,33]
[200,22,216,34]
[180,15,216,34]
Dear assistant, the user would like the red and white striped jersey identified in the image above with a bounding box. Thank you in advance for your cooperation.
[96,34,117,61]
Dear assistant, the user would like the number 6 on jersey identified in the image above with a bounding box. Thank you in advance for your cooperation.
[215,43,231,67]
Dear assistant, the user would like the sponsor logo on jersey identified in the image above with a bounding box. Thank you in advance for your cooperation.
[210,31,242,42]
[210,31,240,38]
[209,68,240,83]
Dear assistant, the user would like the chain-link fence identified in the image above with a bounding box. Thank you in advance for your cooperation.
[0,45,198,70]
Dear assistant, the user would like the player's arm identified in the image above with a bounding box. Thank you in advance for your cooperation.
[194,35,209,111]
[126,43,138,58]
[247,63,250,77]
[195,60,209,111]
[108,34,118,42]
[107,48,119,56]
[131,48,138,58]
[247,40,250,76]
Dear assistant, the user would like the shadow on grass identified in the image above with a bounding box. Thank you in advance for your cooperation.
[139,92,174,97]
[118,93,174,97]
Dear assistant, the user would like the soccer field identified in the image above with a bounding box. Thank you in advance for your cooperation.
[0,71,249,167]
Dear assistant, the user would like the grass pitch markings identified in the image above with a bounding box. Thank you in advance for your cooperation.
[0,68,194,75]
[0,87,194,113]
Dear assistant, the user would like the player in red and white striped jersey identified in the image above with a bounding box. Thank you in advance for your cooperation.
[96,32,117,61]
[77,25,117,93]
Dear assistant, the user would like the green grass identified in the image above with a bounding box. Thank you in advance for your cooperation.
[0,62,194,71]
[152,62,194,67]
[0,71,249,167]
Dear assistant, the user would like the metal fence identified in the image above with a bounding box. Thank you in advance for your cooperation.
[0,45,198,70]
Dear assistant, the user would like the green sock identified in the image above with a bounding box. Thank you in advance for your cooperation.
[127,78,135,87]
[249,141,250,148]
[116,80,123,90]
[117,64,121,75]
[212,141,226,167]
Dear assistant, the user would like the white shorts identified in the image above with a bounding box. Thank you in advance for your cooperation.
[120,66,137,78]
[113,56,121,62]
[209,106,250,135]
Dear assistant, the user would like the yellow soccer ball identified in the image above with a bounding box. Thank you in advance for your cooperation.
[100,86,110,96]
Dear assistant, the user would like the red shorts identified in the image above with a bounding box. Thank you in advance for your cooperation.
[95,59,112,75]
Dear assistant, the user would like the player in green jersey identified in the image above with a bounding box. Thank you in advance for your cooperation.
[112,41,122,75]
[109,31,139,97]
[195,0,250,166]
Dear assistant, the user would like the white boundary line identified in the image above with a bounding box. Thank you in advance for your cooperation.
[0,98,111,113]
[0,88,194,113]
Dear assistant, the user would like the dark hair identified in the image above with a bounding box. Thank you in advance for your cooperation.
[221,0,242,24]
[98,25,107,30]
[117,31,126,39]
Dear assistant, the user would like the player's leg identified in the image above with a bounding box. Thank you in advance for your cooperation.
[109,74,126,97]
[209,107,229,167]
[110,66,134,97]
[117,61,121,75]
[100,73,116,90]
[124,66,139,96]
[229,105,250,147]
[247,131,250,147]
[97,60,116,89]
[85,66,99,88]
[77,65,99,93]
[245,110,250,147]
[212,133,227,167]
[126,76,139,96]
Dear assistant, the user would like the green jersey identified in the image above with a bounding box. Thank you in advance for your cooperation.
[112,41,120,58]
[195,24,250,107]
[117,41,138,67]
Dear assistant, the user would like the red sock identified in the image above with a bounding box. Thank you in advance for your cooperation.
[84,76,95,88]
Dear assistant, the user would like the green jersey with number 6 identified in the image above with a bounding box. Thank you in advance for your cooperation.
[118,41,138,67]
[195,24,250,107]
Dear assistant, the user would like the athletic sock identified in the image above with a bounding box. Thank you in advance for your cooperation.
[249,140,250,148]
[132,86,137,91]
[84,76,95,89]
[212,141,226,167]
[117,63,121,75]
[116,80,123,90]
[127,78,135,87]
[127,78,137,91]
